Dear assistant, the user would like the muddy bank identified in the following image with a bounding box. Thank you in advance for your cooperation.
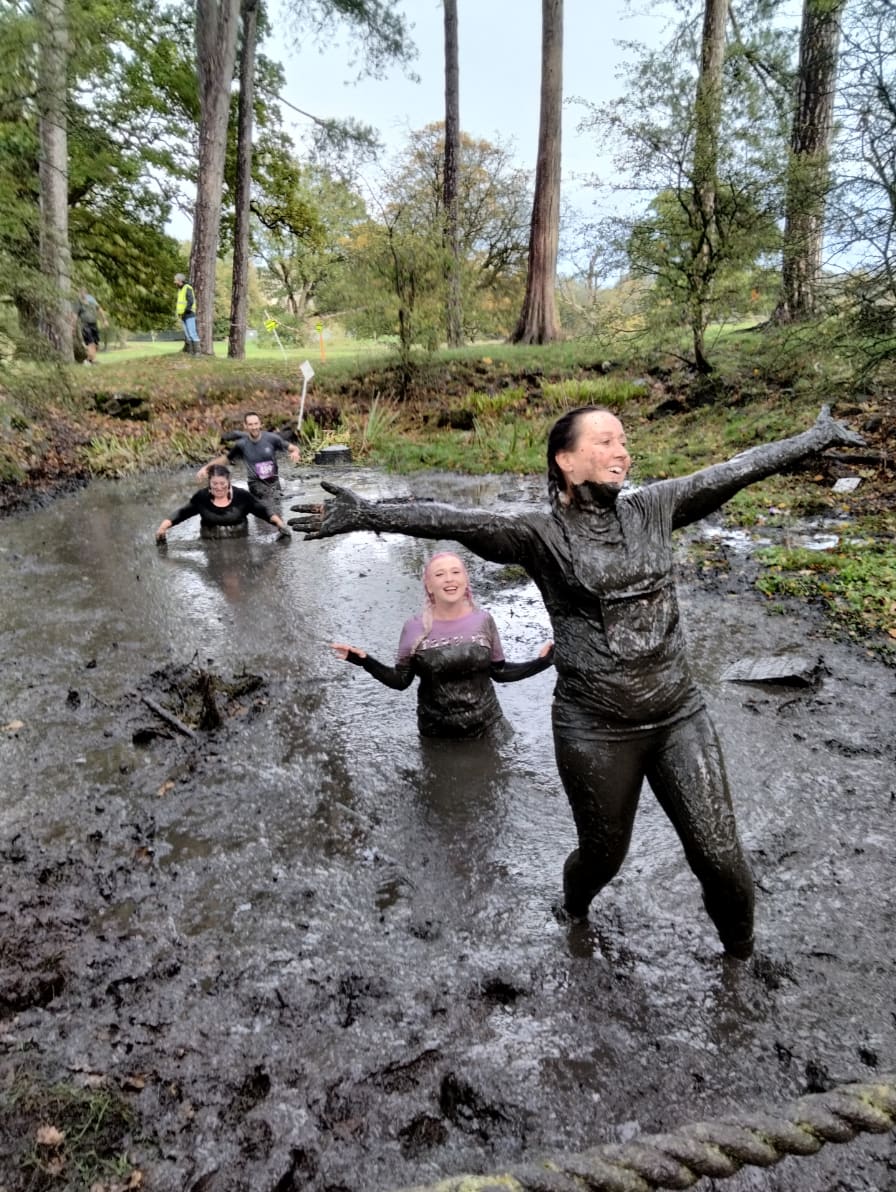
[2,357,895,524]
[0,467,894,1191]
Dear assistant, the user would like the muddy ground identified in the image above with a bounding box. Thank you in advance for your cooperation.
[0,467,894,1192]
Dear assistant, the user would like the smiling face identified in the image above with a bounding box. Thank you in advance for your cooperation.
[244,414,262,441]
[208,475,231,502]
[554,410,631,490]
[424,553,472,616]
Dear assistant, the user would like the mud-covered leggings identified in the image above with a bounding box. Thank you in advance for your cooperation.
[553,706,754,953]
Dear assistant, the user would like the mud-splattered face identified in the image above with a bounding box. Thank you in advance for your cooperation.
[555,410,631,489]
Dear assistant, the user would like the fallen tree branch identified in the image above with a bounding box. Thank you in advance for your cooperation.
[823,449,892,468]
[140,696,196,739]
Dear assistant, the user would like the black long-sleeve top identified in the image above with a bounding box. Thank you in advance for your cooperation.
[167,487,277,529]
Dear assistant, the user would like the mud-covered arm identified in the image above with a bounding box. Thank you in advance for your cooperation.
[345,649,416,691]
[243,490,280,525]
[167,494,203,527]
[157,494,202,540]
[289,482,535,566]
[668,406,865,529]
[491,644,555,683]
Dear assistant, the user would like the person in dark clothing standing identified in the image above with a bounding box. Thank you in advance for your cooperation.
[75,289,107,364]
[197,412,300,513]
[290,406,864,959]
[332,551,554,739]
[156,465,292,541]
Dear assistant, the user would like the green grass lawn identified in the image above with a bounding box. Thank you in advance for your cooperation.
[96,334,391,367]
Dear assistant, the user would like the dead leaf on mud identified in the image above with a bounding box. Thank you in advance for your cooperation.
[133,846,153,864]
[36,1123,65,1146]
[2,719,24,733]
[157,780,175,798]
[122,1073,146,1090]
[90,1175,144,1192]
[81,1072,109,1089]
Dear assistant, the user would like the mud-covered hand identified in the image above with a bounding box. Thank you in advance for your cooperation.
[814,405,866,449]
[288,481,375,540]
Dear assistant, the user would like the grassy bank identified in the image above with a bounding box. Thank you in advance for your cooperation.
[1,333,894,657]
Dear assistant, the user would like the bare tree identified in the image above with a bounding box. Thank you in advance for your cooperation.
[228,0,259,359]
[689,0,729,373]
[190,0,241,354]
[511,0,562,345]
[442,0,462,347]
[775,0,846,323]
[35,0,73,359]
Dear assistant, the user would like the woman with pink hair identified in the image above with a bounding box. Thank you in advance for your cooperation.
[332,551,553,739]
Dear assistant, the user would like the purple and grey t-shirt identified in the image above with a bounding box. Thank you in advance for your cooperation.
[347,607,553,738]
[227,431,290,483]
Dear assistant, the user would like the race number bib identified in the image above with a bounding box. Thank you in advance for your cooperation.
[254,460,275,480]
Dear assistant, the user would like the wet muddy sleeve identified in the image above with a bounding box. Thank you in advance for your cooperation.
[491,646,555,683]
[347,652,416,691]
[168,494,203,526]
[667,422,839,529]
[353,502,536,567]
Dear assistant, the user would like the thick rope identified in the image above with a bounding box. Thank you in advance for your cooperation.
[393,1077,896,1192]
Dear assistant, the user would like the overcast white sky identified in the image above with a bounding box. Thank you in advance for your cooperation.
[273,0,669,198]
[168,1,672,238]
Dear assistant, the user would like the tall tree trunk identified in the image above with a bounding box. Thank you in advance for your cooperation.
[443,0,462,348]
[35,0,73,360]
[689,0,729,374]
[228,0,259,360]
[190,0,241,355]
[511,0,563,345]
[775,0,845,324]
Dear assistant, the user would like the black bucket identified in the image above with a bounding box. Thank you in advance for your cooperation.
[313,445,353,465]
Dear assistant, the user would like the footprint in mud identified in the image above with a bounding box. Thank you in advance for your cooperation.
[550,903,637,967]
[374,871,415,911]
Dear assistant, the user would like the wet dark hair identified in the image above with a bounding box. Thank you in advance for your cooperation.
[244,411,260,423]
[207,463,232,482]
[546,405,613,508]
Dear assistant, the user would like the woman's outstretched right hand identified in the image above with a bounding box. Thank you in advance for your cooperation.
[289,481,374,539]
[331,642,367,662]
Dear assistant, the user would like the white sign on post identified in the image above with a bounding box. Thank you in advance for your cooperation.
[297,360,315,434]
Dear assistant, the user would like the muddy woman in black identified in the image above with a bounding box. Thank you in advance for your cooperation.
[332,552,554,738]
[156,464,292,541]
[293,406,864,959]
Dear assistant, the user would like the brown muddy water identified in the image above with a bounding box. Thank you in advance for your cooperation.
[0,466,894,1191]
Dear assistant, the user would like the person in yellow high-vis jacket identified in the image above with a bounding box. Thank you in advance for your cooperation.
[174,273,200,355]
